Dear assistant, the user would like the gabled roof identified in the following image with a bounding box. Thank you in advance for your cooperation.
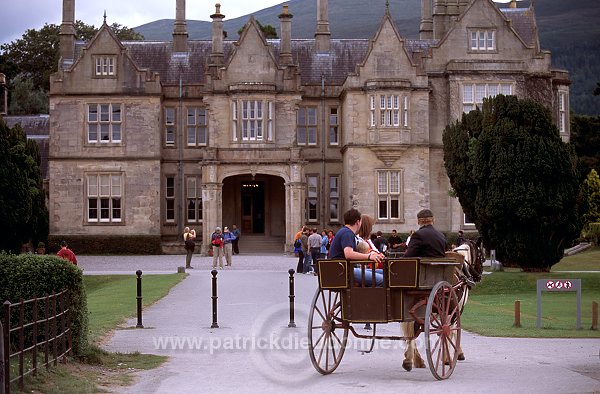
[74,39,375,86]
[68,1,540,89]
[500,7,537,47]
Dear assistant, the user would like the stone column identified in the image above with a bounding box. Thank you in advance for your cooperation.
[285,163,305,252]
[202,164,222,254]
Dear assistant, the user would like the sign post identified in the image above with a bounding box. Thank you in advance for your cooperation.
[536,279,581,329]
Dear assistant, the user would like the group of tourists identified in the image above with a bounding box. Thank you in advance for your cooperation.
[293,217,420,276]
[183,206,453,275]
[305,207,451,286]
[294,227,335,275]
[183,224,241,269]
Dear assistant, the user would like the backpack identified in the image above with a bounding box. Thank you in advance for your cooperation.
[294,239,301,248]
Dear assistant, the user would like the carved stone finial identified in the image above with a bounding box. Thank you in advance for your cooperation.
[216,3,221,14]
[103,10,107,24]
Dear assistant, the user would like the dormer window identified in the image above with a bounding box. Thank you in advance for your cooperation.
[95,56,116,76]
[469,30,495,51]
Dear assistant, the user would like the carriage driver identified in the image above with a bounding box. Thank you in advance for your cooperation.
[403,209,447,258]
[328,208,385,286]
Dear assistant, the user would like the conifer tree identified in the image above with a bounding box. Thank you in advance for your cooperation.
[443,95,581,271]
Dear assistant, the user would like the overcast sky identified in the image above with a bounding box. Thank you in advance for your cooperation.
[0,0,286,46]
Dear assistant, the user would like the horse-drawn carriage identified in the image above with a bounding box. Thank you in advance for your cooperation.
[308,253,479,380]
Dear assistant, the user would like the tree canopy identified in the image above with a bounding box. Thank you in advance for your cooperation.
[443,95,581,271]
[570,114,600,177]
[581,169,600,230]
[237,21,278,39]
[0,117,48,252]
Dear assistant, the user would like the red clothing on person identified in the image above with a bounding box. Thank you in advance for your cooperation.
[57,248,77,265]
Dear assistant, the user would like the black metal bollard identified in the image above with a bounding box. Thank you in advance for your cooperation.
[136,270,144,328]
[211,270,219,328]
[364,323,372,330]
[288,269,296,328]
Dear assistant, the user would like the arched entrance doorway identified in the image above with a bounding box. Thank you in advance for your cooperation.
[221,174,286,237]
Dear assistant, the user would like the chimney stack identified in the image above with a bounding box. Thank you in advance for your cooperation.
[210,3,225,65]
[315,0,331,52]
[59,0,76,66]
[420,0,433,39]
[279,4,293,64]
[173,0,188,52]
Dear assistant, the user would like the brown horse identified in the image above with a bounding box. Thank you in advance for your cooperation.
[401,239,484,371]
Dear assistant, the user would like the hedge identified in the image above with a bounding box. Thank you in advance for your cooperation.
[0,253,89,355]
[47,235,163,255]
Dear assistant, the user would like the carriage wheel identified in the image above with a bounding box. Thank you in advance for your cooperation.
[424,281,461,380]
[308,289,348,374]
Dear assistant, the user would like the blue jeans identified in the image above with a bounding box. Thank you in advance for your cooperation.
[353,268,384,287]
[303,252,313,273]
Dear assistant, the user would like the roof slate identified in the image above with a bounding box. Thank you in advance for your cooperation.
[501,8,536,46]
[69,5,535,87]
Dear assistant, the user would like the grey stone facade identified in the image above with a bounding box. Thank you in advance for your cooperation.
[48,0,569,253]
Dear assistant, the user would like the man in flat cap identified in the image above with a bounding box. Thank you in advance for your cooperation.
[403,209,447,257]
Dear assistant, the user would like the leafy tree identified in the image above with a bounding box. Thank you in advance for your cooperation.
[8,75,48,115]
[570,114,600,177]
[1,23,60,91]
[108,23,144,41]
[443,95,581,271]
[581,169,600,229]
[237,21,278,39]
[0,117,48,252]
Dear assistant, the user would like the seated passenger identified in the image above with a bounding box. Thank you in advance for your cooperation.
[403,209,447,258]
[328,209,384,287]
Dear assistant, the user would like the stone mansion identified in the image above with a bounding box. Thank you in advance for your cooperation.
[48,0,570,253]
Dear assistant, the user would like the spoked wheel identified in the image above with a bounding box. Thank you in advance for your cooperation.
[425,281,461,380]
[308,289,348,374]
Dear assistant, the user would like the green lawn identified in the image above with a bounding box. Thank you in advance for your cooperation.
[85,273,186,342]
[462,270,600,338]
[552,246,600,271]
[19,273,185,393]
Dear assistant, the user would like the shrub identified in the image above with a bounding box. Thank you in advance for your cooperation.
[48,235,162,255]
[0,253,89,355]
[588,223,600,245]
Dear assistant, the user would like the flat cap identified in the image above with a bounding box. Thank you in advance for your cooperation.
[417,209,434,219]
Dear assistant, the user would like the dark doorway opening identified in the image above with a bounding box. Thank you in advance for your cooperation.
[241,181,265,234]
